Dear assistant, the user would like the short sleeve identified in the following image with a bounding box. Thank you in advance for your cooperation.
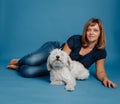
[94,48,107,61]
[67,35,81,50]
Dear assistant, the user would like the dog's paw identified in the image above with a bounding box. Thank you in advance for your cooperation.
[51,81,64,85]
[65,85,75,91]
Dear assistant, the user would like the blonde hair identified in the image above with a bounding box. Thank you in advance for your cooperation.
[81,18,106,49]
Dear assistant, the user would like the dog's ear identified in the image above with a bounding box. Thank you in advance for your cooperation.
[47,57,53,71]
[67,56,72,70]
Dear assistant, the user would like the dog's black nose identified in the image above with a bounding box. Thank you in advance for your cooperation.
[56,55,60,59]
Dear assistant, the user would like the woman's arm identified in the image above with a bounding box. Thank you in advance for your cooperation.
[96,59,117,88]
[62,43,71,55]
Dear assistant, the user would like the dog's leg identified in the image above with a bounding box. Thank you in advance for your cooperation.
[51,80,64,85]
[65,78,76,91]
[77,70,89,80]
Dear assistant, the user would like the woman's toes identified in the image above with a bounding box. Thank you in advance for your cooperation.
[7,65,19,70]
[9,59,19,65]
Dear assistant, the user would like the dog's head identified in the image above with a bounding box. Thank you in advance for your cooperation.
[47,49,72,71]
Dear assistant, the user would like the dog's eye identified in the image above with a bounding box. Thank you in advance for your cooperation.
[61,53,65,57]
[52,53,56,56]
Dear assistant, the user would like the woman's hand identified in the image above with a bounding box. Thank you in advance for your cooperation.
[96,59,117,88]
[102,78,117,88]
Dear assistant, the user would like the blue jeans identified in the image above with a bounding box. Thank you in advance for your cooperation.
[17,41,63,77]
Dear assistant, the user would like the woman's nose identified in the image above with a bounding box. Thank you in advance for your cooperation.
[90,30,94,35]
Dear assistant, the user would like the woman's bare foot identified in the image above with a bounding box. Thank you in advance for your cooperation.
[9,59,19,65]
[7,65,19,70]
[7,59,19,70]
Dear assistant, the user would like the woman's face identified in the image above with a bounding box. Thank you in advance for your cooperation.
[86,23,100,44]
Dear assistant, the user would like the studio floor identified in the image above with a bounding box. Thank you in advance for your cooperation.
[0,60,120,104]
[1,0,120,104]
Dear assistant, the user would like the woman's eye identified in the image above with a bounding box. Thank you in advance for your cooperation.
[87,29,91,32]
[94,29,99,32]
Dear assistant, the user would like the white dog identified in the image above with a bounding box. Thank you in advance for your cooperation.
[47,49,89,91]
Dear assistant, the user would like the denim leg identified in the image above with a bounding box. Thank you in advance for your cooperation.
[18,63,48,78]
[17,41,62,77]
[18,41,62,66]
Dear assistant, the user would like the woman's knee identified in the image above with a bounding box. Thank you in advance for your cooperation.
[17,65,49,78]
[18,66,37,78]
[40,41,61,50]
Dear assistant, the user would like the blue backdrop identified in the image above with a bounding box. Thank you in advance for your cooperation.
[0,1,120,104]
[0,0,120,63]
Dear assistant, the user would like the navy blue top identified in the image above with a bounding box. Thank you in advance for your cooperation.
[66,35,107,68]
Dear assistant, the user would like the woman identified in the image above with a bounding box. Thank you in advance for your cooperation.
[7,18,117,88]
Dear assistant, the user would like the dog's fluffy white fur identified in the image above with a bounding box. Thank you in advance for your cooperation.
[47,49,89,91]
